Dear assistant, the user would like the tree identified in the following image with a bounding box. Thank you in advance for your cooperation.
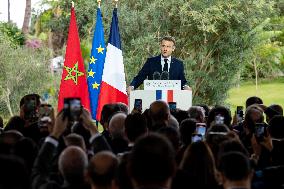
[22,0,32,34]
[0,36,53,117]
[8,0,10,22]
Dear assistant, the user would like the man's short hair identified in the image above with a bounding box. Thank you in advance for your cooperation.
[218,152,252,181]
[246,96,263,108]
[268,115,284,139]
[88,151,118,187]
[160,36,176,46]
[125,113,148,142]
[128,133,175,185]
[58,146,88,184]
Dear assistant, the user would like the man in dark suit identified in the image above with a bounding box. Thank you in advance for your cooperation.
[128,36,189,93]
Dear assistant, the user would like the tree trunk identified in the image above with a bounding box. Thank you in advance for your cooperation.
[22,0,31,34]
[4,88,13,116]
[8,0,10,22]
[254,58,258,91]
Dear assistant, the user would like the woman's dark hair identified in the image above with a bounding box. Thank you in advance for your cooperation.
[180,141,217,188]
[207,106,232,128]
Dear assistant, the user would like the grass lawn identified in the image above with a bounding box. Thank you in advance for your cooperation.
[226,77,284,112]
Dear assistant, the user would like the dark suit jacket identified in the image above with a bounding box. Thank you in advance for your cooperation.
[130,55,187,89]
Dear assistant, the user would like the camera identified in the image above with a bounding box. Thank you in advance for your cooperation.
[23,96,38,121]
[38,104,53,128]
[236,106,244,123]
[168,102,177,111]
[191,134,203,143]
[215,115,224,125]
[254,123,267,142]
[196,123,206,136]
[63,98,82,121]
[134,99,142,112]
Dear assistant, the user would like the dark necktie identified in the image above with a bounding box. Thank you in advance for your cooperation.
[163,58,168,72]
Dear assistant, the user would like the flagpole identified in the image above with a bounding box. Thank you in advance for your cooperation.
[97,0,101,8]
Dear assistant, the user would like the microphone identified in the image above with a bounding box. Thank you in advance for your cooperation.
[153,71,161,80]
[161,71,169,80]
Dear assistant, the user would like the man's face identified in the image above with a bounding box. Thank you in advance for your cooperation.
[160,40,175,58]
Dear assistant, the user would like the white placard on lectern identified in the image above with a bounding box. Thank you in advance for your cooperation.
[144,80,181,90]
[129,90,192,112]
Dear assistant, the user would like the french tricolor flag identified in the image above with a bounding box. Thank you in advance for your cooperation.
[96,8,128,121]
[156,90,174,102]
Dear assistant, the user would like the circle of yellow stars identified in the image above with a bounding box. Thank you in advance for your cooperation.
[64,62,84,85]
[87,44,105,90]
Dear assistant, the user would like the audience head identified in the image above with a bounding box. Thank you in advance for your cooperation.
[14,137,38,174]
[206,124,230,161]
[246,96,263,108]
[207,106,232,128]
[265,104,283,123]
[87,151,119,189]
[180,141,216,187]
[109,112,127,139]
[4,116,25,133]
[196,104,210,120]
[128,133,176,188]
[168,115,179,129]
[188,106,205,123]
[217,152,253,188]
[268,115,284,139]
[19,93,41,121]
[0,130,23,154]
[64,133,86,151]
[243,105,264,133]
[125,113,148,143]
[149,100,170,131]
[0,155,30,189]
[158,126,180,152]
[179,118,197,146]
[100,104,121,129]
[116,102,129,115]
[58,146,88,184]
[171,109,189,124]
[218,139,249,159]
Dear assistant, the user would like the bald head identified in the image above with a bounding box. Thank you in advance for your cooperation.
[149,100,170,126]
[109,112,127,138]
[58,146,88,184]
[88,151,119,187]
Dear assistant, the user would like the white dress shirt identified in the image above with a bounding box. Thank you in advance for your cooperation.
[161,56,171,72]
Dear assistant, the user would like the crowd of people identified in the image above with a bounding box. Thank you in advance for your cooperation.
[0,94,283,189]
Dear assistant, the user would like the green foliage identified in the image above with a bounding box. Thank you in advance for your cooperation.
[0,37,53,118]
[227,77,284,112]
[0,22,25,47]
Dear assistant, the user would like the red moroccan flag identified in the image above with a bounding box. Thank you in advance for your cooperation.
[57,7,90,112]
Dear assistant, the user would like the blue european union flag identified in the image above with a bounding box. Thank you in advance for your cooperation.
[87,8,106,120]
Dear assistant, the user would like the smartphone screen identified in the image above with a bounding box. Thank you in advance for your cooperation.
[196,125,206,136]
[192,134,203,143]
[168,102,177,111]
[64,98,82,121]
[39,104,52,117]
[236,106,244,123]
[134,99,142,111]
[255,123,265,137]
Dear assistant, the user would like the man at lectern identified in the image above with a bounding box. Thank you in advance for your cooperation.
[127,36,190,94]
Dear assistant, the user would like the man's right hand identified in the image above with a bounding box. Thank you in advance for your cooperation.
[127,86,134,96]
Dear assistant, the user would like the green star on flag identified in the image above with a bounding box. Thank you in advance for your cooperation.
[64,62,84,85]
